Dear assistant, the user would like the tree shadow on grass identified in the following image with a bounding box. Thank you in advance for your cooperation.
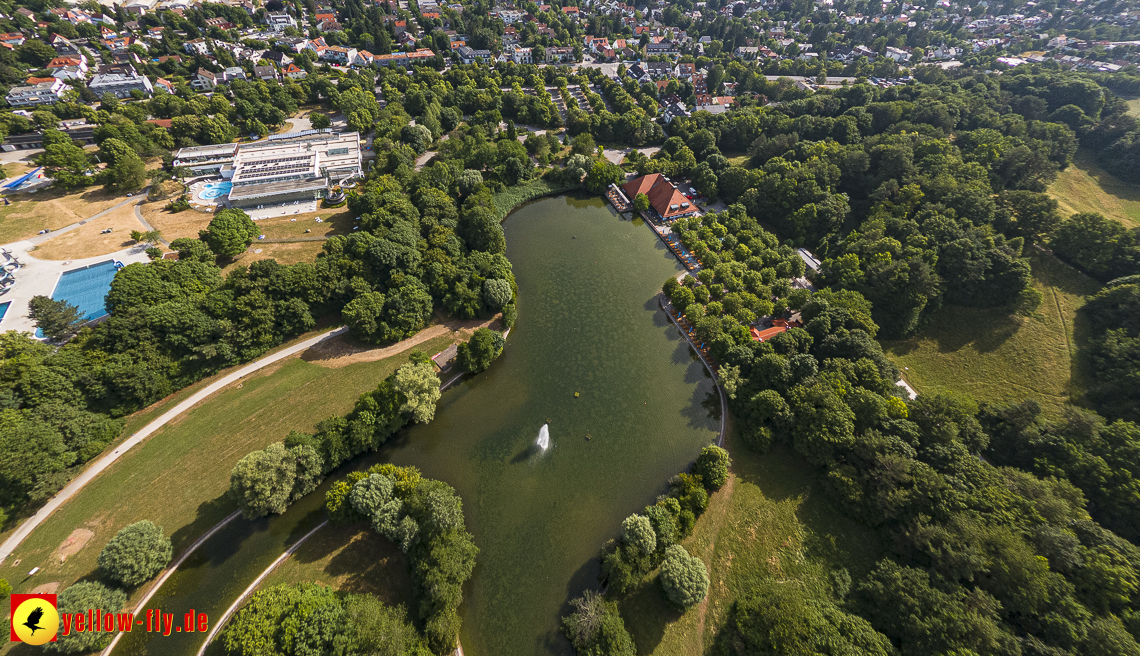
[617,574,684,656]
[728,442,883,578]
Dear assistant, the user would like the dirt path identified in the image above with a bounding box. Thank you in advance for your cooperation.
[302,315,502,368]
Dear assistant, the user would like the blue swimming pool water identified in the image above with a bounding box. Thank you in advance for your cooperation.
[0,301,9,322]
[51,260,119,322]
[197,181,232,201]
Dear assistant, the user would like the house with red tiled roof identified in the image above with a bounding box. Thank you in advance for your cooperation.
[621,173,697,221]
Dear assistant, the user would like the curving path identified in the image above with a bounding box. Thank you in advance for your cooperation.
[0,326,349,565]
[101,510,243,655]
[193,520,329,656]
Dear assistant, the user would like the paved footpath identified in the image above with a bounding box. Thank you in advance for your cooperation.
[0,326,349,565]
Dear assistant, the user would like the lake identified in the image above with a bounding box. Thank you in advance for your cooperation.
[115,194,721,656]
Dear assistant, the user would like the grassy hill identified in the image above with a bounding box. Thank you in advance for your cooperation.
[1048,149,1140,228]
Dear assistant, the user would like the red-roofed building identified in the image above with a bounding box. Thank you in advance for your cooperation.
[621,173,698,221]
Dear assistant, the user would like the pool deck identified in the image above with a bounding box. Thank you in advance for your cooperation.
[0,239,149,335]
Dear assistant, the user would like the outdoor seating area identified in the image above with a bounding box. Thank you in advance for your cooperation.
[657,228,702,273]
[605,183,630,212]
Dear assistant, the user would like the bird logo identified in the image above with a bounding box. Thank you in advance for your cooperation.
[22,607,44,635]
[10,594,59,645]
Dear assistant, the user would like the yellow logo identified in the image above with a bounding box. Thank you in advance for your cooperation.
[12,597,59,645]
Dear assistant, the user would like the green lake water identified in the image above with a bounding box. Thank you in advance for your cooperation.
[115,195,720,656]
[381,195,721,654]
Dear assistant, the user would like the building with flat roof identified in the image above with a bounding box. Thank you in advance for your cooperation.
[5,80,67,107]
[88,68,154,98]
[174,130,363,208]
[622,173,698,221]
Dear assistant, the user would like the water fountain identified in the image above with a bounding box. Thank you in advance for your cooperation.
[536,423,550,451]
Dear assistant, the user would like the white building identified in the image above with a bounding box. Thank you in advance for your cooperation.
[266,13,296,31]
[88,68,154,98]
[174,131,364,208]
[6,80,67,107]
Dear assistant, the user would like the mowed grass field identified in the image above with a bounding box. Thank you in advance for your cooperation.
[881,253,1100,417]
[0,186,130,245]
[619,424,881,655]
[1048,149,1140,228]
[0,332,454,612]
[256,523,416,610]
[30,201,147,260]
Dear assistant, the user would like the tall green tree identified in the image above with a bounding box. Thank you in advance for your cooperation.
[199,208,258,258]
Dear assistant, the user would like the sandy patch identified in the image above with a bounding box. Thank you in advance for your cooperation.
[55,529,94,560]
[32,202,149,260]
[302,315,502,368]
[30,582,60,594]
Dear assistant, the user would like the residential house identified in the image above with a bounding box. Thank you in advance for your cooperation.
[154,77,175,93]
[47,56,87,74]
[6,79,67,107]
[545,46,575,63]
[184,38,210,55]
[262,50,292,67]
[645,40,678,56]
[283,63,307,79]
[266,13,296,31]
[884,46,909,62]
[122,0,157,15]
[0,33,26,47]
[254,65,279,81]
[320,45,357,64]
[89,67,154,98]
[508,46,533,63]
[646,61,671,78]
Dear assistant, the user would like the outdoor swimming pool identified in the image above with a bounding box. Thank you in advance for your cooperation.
[197,180,232,201]
[0,301,9,322]
[51,260,120,322]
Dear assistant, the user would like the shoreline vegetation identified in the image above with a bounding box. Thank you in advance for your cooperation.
[491,177,581,222]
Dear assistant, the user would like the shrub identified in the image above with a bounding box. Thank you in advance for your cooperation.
[658,544,709,609]
[98,520,173,587]
[693,444,731,489]
[482,278,513,310]
[46,582,127,653]
[457,328,503,373]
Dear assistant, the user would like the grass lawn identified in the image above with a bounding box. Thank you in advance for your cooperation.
[255,208,355,240]
[139,202,214,242]
[0,332,455,612]
[881,253,1101,417]
[0,186,129,245]
[1048,149,1140,228]
[723,152,750,168]
[256,523,415,610]
[618,424,882,655]
[1126,96,1140,117]
[223,241,329,273]
[31,202,148,260]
